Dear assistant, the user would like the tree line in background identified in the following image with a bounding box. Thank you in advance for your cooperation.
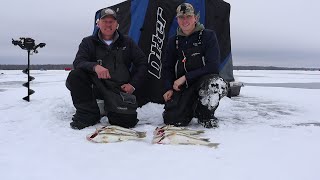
[234,66,319,71]
[0,64,318,71]
[0,64,73,70]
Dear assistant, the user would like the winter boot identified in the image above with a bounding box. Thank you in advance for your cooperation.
[70,102,101,130]
[107,112,139,128]
[195,102,219,128]
[198,116,219,128]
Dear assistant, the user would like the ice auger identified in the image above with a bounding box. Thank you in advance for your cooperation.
[12,37,46,102]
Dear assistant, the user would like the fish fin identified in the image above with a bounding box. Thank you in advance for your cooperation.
[87,131,98,139]
[199,138,210,142]
[107,125,135,132]
[159,125,167,130]
[196,130,205,134]
[153,129,159,135]
[178,143,191,145]
[136,132,147,138]
[86,135,94,142]
[86,134,100,143]
[190,131,205,135]
[174,132,207,139]
[154,135,166,144]
[176,131,202,136]
[207,143,220,148]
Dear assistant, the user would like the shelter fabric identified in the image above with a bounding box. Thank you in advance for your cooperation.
[94,0,233,105]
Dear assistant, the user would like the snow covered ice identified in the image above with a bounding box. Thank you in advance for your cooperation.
[1,70,320,180]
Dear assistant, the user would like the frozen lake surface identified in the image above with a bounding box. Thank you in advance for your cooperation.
[1,70,320,180]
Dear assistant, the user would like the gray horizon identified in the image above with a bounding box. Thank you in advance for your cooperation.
[1,0,319,68]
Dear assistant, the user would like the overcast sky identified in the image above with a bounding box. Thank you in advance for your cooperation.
[0,0,319,68]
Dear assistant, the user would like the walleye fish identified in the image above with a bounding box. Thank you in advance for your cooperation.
[87,125,146,143]
[87,132,144,143]
[99,126,146,138]
[154,125,205,136]
[153,131,219,148]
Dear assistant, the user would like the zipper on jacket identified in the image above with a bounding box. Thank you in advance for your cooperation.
[202,56,206,66]
[175,60,179,79]
[182,50,189,88]
[182,50,188,73]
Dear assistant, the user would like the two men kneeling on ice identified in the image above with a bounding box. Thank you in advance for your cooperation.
[66,4,228,130]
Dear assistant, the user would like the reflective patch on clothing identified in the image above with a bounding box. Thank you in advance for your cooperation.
[191,52,201,56]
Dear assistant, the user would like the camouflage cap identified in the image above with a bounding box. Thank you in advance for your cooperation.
[176,3,195,17]
[100,8,117,20]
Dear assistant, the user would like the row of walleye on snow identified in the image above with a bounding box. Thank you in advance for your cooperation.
[87,125,219,148]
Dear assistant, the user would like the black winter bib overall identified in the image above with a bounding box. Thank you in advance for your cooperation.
[163,31,225,126]
[91,45,139,128]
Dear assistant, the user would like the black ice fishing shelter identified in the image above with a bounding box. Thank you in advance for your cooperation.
[94,0,235,105]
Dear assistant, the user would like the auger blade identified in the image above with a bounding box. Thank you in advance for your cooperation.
[28,76,35,81]
[28,89,35,95]
[22,68,29,74]
[22,82,29,87]
[23,96,30,102]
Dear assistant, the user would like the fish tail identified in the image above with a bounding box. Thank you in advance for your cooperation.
[196,130,205,134]
[207,143,220,148]
[136,132,147,138]
[199,138,210,142]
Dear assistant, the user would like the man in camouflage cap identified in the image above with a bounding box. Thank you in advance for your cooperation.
[176,2,195,17]
[175,3,198,35]
[162,3,228,128]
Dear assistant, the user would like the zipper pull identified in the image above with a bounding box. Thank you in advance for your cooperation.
[97,59,102,65]
[181,50,186,63]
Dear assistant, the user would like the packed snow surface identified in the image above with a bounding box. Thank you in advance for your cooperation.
[1,70,320,180]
